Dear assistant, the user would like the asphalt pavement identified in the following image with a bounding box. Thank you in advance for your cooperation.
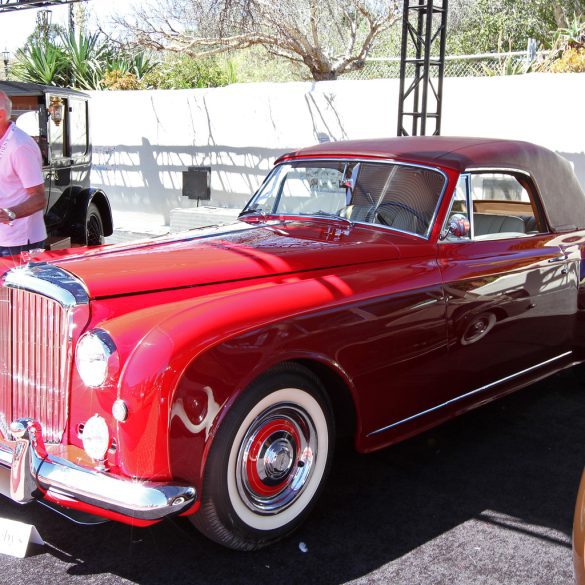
[0,369,582,585]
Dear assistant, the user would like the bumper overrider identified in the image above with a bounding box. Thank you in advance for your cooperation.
[0,418,197,522]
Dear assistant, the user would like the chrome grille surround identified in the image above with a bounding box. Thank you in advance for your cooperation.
[0,263,89,444]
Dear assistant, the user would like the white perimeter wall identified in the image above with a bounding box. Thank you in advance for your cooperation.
[88,73,585,231]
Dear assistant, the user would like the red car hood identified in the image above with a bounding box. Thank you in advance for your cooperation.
[47,220,410,299]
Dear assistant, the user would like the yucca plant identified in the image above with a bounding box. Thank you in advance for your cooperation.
[60,31,110,90]
[126,52,158,79]
[12,30,159,89]
[104,52,158,89]
[553,13,585,50]
[13,41,68,85]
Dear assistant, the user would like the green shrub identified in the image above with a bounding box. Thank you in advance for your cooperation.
[549,47,585,72]
[142,55,236,89]
[103,70,141,90]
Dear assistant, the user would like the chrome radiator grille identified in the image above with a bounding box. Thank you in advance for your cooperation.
[0,285,72,443]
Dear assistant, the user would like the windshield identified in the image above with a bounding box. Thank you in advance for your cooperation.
[241,160,446,237]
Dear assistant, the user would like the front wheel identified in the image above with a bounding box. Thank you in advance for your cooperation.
[193,365,334,550]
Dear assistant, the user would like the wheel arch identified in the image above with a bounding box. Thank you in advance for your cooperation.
[491,307,508,322]
[189,358,344,549]
[66,188,113,243]
[168,350,360,496]
[87,190,113,237]
[291,358,357,442]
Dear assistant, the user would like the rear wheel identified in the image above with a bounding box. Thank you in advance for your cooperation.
[86,202,104,246]
[193,365,334,550]
[460,312,496,346]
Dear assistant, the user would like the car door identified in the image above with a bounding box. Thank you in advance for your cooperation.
[438,171,576,395]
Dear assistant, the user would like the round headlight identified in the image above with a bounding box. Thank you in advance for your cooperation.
[82,414,110,461]
[75,329,116,388]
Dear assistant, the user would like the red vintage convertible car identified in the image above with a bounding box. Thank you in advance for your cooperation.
[1,137,584,551]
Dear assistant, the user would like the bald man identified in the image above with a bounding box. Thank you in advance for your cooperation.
[0,90,46,256]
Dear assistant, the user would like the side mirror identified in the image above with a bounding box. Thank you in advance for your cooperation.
[340,163,361,202]
[444,213,471,239]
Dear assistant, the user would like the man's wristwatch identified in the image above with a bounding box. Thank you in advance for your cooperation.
[1,208,16,225]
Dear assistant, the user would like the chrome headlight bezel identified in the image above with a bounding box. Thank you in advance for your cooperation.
[75,329,117,388]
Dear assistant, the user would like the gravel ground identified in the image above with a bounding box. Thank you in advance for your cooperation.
[0,370,582,585]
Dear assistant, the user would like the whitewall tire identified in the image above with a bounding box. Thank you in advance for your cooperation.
[192,364,334,550]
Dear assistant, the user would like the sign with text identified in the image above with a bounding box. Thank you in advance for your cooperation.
[0,517,44,558]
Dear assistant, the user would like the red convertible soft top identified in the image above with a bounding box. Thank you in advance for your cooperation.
[278,137,585,233]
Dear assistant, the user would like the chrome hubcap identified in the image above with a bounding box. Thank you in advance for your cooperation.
[473,320,487,333]
[462,312,496,345]
[262,438,294,481]
[236,403,317,515]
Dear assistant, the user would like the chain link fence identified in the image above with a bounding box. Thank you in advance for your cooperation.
[341,50,551,80]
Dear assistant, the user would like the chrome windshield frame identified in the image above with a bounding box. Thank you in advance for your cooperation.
[241,158,449,241]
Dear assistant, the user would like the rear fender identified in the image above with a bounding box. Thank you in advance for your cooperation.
[70,189,113,243]
[48,187,113,243]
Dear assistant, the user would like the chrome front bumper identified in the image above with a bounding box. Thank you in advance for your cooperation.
[0,418,197,521]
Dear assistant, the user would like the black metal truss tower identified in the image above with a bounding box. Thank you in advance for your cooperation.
[0,0,81,13]
[397,0,448,136]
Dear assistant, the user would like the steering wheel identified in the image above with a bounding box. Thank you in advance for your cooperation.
[367,201,427,229]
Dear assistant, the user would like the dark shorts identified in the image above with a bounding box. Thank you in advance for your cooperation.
[0,241,46,257]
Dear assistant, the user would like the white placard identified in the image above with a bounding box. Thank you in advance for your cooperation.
[0,517,44,558]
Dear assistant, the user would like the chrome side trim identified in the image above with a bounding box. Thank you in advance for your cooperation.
[0,419,197,521]
[367,351,573,437]
[3,262,89,308]
[464,167,533,177]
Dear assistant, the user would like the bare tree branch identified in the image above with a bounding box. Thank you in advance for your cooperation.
[114,0,401,81]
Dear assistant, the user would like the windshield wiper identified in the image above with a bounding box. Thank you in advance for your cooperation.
[301,210,352,225]
[238,208,268,221]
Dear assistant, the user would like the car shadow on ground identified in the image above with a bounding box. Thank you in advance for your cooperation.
[0,371,582,584]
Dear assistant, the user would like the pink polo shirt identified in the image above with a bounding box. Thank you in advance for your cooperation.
[0,122,47,246]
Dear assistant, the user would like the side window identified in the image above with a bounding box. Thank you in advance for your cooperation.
[70,99,88,157]
[47,96,68,159]
[12,98,48,164]
[443,174,471,241]
[443,172,546,241]
[470,173,545,239]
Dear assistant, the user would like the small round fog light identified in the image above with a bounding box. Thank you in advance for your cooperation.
[82,414,110,462]
[112,399,128,422]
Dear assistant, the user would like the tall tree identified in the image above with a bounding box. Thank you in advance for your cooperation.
[552,0,585,27]
[117,0,401,81]
[447,0,585,54]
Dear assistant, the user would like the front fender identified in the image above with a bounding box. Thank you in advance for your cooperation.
[114,274,357,484]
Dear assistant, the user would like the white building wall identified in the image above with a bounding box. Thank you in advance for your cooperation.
[88,74,585,232]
